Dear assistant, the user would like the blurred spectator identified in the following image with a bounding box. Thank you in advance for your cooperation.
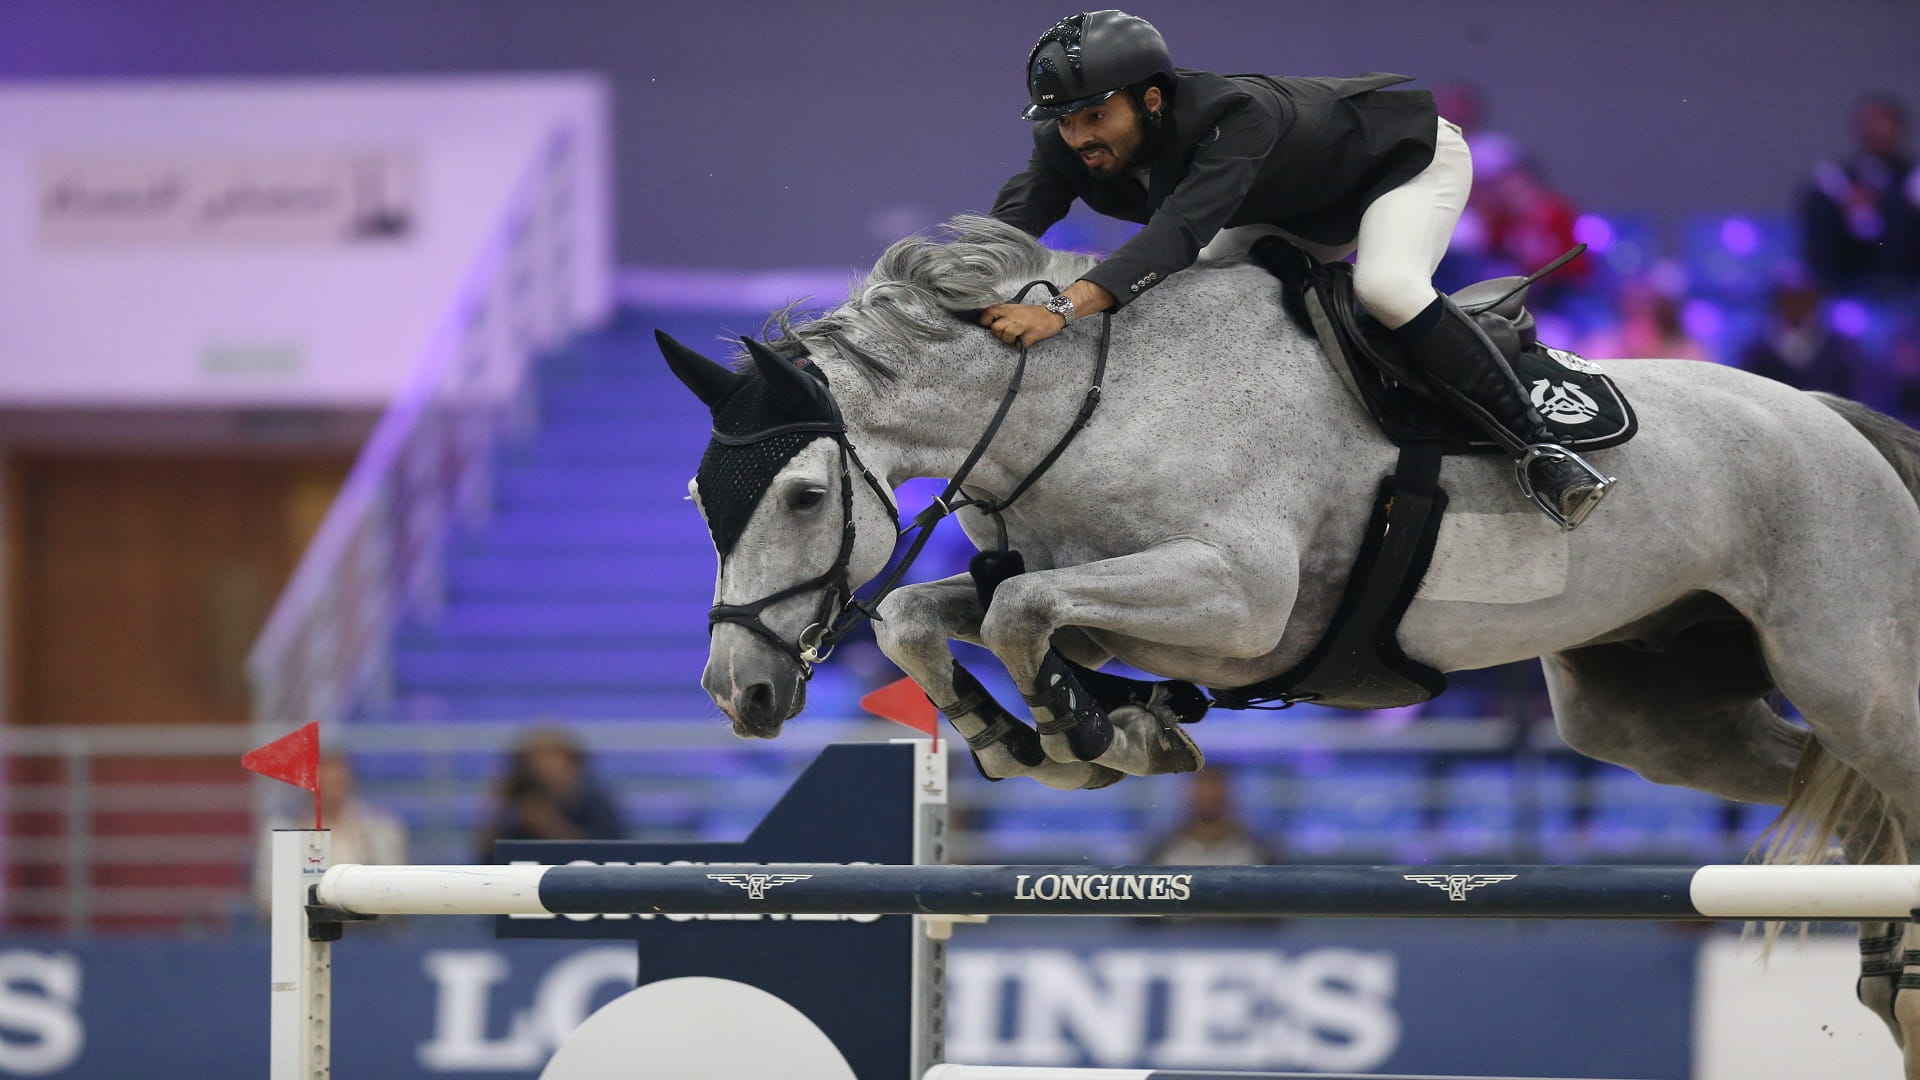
[1799,93,1920,295]
[1580,274,1713,362]
[1892,314,1920,423]
[1433,81,1525,190]
[477,727,624,860]
[1476,164,1592,293]
[1736,269,1862,397]
[1432,81,1590,296]
[255,752,406,913]
[1143,768,1280,866]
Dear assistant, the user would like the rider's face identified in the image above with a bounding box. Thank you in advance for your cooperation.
[1057,88,1157,176]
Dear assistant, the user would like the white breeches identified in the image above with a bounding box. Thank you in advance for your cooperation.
[1196,116,1473,329]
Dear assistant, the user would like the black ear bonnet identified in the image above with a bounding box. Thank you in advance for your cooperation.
[695,341,843,557]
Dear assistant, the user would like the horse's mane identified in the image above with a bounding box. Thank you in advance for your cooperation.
[750,215,1100,382]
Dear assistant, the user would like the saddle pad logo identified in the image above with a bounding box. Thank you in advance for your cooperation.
[1404,873,1517,901]
[1543,346,1604,375]
[1530,379,1601,425]
[707,873,813,899]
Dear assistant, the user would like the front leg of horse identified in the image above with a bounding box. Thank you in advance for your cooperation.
[977,543,1283,777]
[872,576,1122,790]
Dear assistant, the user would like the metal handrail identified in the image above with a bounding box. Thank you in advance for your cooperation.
[0,714,1554,758]
[245,128,582,739]
[0,714,1759,933]
[7,785,255,814]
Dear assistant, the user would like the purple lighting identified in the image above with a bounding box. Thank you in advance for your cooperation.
[1682,298,1723,343]
[1831,300,1870,338]
[1718,217,1760,257]
[1573,214,1615,253]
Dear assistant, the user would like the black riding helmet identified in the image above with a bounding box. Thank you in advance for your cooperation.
[1022,10,1173,121]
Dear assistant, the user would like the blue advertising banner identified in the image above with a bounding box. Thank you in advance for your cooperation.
[944,921,1696,1078]
[495,742,933,1080]
[0,921,1696,1079]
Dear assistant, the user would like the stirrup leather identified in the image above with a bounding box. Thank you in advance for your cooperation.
[1514,443,1616,531]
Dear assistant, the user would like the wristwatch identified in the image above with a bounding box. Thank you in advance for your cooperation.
[1044,294,1077,325]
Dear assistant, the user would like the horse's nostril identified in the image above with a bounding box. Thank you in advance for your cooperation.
[740,682,777,725]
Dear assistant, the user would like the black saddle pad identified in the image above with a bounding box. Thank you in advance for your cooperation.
[1261,247,1637,456]
[1367,339,1637,454]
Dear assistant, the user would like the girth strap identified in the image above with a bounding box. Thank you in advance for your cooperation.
[1207,441,1450,711]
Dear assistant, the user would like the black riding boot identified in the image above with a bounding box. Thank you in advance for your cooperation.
[1394,296,1614,528]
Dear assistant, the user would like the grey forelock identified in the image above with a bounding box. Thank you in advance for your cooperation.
[750,215,1100,381]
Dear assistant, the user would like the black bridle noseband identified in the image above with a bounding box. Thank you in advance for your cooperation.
[706,281,1112,679]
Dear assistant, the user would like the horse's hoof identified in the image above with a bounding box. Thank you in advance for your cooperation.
[1024,760,1127,791]
[1863,975,1904,1045]
[1108,704,1205,775]
[1895,979,1920,1050]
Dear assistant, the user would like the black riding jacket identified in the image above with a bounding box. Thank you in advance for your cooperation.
[990,70,1437,308]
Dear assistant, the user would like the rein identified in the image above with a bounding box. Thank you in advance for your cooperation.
[706,280,1112,678]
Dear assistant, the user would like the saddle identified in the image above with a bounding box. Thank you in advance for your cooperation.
[1207,241,1638,712]
[1250,237,1637,455]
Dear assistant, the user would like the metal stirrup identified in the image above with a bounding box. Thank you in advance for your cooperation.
[1514,443,1617,531]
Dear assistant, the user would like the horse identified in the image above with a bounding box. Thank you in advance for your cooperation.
[655,215,1920,1071]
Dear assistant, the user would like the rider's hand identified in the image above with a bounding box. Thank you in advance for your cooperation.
[979,303,1066,348]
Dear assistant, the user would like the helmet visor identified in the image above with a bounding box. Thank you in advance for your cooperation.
[1021,87,1121,122]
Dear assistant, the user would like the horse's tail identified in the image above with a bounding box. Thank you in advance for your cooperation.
[1760,740,1905,869]
[1759,393,1920,880]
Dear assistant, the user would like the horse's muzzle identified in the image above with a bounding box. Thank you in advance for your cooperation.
[728,680,793,738]
[705,630,808,737]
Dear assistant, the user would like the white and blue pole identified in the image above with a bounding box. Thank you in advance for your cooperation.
[921,1060,1643,1068]
[314,861,1920,921]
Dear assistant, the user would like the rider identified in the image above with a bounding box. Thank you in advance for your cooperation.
[982,10,1611,528]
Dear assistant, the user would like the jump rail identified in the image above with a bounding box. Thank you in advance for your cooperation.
[921,1060,1643,1068]
[271,742,1823,1080]
[314,860,1920,922]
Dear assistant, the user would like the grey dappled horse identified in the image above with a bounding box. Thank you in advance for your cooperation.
[658,216,1920,1069]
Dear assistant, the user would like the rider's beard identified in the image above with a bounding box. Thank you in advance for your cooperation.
[1076,133,1138,176]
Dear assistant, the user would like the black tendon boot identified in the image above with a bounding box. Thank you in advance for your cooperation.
[1394,297,1615,529]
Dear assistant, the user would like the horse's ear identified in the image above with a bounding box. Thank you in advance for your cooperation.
[655,330,741,411]
[742,336,835,412]
[742,336,809,390]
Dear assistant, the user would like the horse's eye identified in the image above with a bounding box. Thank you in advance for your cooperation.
[786,487,826,512]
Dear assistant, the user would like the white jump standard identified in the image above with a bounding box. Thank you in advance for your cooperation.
[314,860,1920,922]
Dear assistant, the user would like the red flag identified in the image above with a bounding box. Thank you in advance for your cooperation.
[242,721,322,828]
[861,677,941,741]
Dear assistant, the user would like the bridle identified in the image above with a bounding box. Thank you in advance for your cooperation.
[704,408,896,675]
[706,281,1112,679]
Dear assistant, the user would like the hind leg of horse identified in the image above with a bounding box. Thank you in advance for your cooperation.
[975,541,1288,776]
[1541,632,1806,805]
[1809,691,1920,1078]
[1852,823,1911,1047]
[1542,633,1915,1043]
[1746,618,1920,1071]
[872,574,1124,790]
